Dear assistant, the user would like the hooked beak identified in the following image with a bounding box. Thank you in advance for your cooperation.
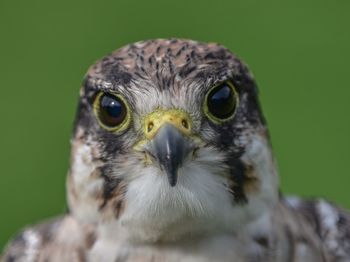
[144,124,194,187]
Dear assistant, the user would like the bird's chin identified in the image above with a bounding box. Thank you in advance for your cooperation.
[115,162,242,243]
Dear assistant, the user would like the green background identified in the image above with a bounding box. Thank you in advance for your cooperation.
[0,0,349,250]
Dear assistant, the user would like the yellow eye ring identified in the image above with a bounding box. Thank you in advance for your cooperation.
[93,92,132,132]
[203,81,239,124]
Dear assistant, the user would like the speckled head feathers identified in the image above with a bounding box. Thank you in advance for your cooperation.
[85,39,250,89]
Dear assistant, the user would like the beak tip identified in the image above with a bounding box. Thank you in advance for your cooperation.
[167,172,178,187]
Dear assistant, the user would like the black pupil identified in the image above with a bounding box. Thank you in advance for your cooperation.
[207,83,236,119]
[99,94,126,127]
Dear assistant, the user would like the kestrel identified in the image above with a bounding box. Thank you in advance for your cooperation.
[2,39,350,262]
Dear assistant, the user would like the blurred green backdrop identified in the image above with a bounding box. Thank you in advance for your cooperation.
[0,0,349,250]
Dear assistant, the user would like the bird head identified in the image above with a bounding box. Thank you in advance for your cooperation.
[67,39,279,242]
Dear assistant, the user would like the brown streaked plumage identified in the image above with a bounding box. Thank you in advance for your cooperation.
[2,39,350,262]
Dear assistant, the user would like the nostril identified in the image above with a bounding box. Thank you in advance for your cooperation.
[181,119,189,129]
[147,122,154,133]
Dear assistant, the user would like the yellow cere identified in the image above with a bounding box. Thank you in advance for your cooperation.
[142,108,192,140]
[133,108,206,154]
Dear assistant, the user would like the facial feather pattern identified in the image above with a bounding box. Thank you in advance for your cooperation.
[68,39,279,242]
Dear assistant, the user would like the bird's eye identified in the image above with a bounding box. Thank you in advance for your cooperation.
[204,81,238,122]
[93,92,131,131]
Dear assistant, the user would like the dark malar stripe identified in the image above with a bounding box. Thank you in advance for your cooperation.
[100,170,123,209]
[226,158,248,204]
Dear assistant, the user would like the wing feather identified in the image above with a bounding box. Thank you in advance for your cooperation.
[284,197,350,260]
